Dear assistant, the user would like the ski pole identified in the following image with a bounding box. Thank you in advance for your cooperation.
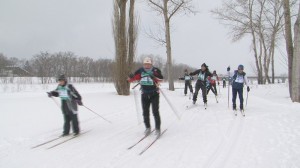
[132,83,140,89]
[82,105,112,124]
[246,90,249,107]
[159,88,181,120]
[227,66,231,109]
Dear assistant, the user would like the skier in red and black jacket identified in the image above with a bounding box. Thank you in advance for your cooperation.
[189,63,212,105]
[128,57,163,136]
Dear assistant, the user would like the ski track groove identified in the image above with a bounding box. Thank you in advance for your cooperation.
[201,109,244,168]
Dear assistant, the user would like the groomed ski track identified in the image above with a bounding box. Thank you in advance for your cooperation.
[1,83,300,168]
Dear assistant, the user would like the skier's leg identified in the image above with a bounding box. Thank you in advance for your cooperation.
[151,93,161,130]
[71,113,80,134]
[232,88,238,109]
[213,84,218,95]
[142,94,151,129]
[63,114,71,135]
[201,84,208,103]
[238,89,244,110]
[193,83,200,103]
[189,82,193,93]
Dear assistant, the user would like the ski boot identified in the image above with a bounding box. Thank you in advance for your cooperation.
[144,128,151,135]
[155,129,161,137]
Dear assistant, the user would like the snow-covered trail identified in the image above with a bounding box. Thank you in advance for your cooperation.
[1,83,300,168]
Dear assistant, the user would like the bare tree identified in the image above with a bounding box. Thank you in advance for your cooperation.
[212,0,289,84]
[283,0,295,97]
[112,0,138,95]
[146,0,195,91]
[292,3,300,102]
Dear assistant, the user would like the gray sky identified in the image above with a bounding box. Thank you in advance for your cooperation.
[0,0,287,75]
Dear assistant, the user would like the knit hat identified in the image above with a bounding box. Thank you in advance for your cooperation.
[57,74,67,81]
[201,63,208,68]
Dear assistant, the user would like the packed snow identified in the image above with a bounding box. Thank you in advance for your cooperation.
[1,81,300,168]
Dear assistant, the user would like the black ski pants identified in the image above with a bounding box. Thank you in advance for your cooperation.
[184,80,193,95]
[62,101,80,134]
[232,88,244,109]
[141,92,161,130]
[193,81,207,103]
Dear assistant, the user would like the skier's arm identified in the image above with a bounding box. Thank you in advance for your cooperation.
[68,84,82,100]
[153,68,163,82]
[128,69,142,82]
[189,69,200,76]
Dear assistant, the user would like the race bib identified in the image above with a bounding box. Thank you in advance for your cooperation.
[58,87,69,100]
[140,72,154,86]
[198,73,205,81]
[184,76,191,80]
[211,76,217,81]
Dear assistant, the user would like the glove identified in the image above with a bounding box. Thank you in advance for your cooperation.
[227,66,230,72]
[247,86,250,92]
[76,99,83,106]
[218,82,220,85]
[47,92,52,97]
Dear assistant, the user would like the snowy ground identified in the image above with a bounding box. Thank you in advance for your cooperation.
[1,82,300,168]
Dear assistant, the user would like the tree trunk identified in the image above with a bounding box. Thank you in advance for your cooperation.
[127,0,136,77]
[114,0,130,95]
[292,3,300,102]
[283,0,294,98]
[163,0,175,91]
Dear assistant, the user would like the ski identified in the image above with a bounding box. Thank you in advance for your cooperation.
[47,130,90,149]
[139,129,167,155]
[127,129,155,150]
[31,136,64,149]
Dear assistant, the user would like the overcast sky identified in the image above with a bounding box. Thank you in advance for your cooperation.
[0,0,288,75]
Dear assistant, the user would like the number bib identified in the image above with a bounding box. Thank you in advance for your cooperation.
[140,72,154,86]
[58,86,70,100]
[211,76,217,81]
[184,76,191,80]
[198,73,205,81]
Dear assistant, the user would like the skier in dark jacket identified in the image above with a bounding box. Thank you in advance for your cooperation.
[47,74,83,136]
[128,57,163,136]
[189,63,212,105]
[231,65,250,111]
[179,69,194,96]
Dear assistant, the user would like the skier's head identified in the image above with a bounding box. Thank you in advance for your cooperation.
[57,74,67,85]
[143,57,153,69]
[201,63,208,71]
[238,65,244,74]
[213,70,216,74]
[238,64,244,70]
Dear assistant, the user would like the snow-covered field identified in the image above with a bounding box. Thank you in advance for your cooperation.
[1,82,300,168]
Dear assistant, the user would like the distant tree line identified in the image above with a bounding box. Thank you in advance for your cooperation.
[0,52,195,84]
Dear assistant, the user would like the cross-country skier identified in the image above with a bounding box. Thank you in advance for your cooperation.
[189,63,212,105]
[179,69,194,96]
[231,65,250,111]
[128,57,164,136]
[47,74,83,136]
[207,70,219,96]
[222,77,226,88]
